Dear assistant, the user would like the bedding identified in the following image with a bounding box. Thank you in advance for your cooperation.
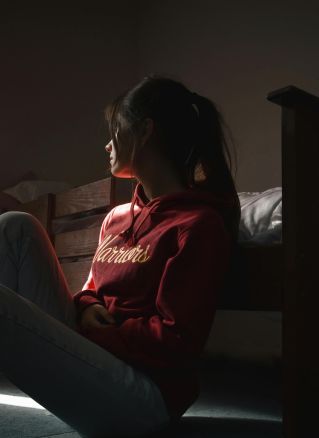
[238,187,282,244]
[2,179,71,203]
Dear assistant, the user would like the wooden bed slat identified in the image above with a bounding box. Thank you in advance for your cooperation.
[218,244,283,311]
[54,178,112,217]
[55,227,100,258]
[268,85,319,438]
[268,85,319,110]
[60,260,92,295]
[243,244,282,310]
[54,176,134,218]
[52,212,106,235]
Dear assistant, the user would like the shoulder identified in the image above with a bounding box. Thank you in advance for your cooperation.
[177,208,230,247]
[178,207,226,235]
[102,202,132,224]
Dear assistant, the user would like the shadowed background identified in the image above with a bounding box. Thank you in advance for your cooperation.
[1,0,319,192]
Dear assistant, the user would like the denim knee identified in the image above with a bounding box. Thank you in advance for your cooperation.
[0,211,40,238]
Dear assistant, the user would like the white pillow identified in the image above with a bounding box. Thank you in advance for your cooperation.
[238,187,282,243]
[3,180,72,203]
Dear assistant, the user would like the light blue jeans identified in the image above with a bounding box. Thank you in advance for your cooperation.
[0,211,171,438]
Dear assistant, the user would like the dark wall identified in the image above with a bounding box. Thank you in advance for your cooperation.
[137,0,319,191]
[3,1,319,195]
[0,3,139,190]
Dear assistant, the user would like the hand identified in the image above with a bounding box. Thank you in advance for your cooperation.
[79,303,116,333]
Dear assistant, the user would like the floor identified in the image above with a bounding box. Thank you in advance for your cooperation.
[0,354,282,437]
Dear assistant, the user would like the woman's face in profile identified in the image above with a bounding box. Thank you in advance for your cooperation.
[105,123,135,178]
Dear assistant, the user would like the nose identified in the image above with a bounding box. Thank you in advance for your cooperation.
[105,140,112,153]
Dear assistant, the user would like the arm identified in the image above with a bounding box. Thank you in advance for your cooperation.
[80,213,232,371]
[72,208,115,322]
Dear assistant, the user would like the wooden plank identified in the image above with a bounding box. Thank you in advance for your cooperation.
[218,243,283,311]
[243,244,282,310]
[55,227,100,258]
[54,177,112,217]
[61,259,92,294]
[268,85,319,111]
[52,212,106,235]
[269,87,319,438]
[54,176,134,218]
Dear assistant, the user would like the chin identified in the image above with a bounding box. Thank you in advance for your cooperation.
[110,170,129,179]
[111,165,134,179]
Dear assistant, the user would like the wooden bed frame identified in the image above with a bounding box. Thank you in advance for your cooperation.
[16,85,319,438]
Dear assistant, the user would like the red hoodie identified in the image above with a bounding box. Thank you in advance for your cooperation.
[72,181,233,420]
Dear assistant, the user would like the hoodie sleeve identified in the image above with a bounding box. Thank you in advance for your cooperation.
[72,208,115,321]
[79,213,232,371]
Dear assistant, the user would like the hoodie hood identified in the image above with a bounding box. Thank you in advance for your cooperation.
[119,181,235,247]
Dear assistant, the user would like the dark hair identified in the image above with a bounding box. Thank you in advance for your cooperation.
[105,74,241,245]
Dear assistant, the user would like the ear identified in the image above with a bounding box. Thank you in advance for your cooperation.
[140,118,154,147]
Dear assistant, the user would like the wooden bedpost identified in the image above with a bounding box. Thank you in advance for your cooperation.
[268,86,319,438]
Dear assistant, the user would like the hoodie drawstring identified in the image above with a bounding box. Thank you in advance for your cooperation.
[119,184,154,247]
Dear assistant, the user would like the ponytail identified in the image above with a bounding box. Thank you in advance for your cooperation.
[180,91,241,245]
